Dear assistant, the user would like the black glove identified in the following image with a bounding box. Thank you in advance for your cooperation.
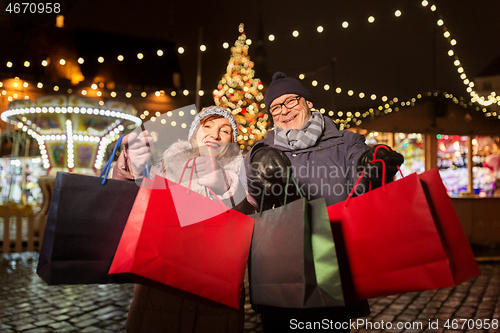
[357,144,404,189]
[248,144,295,209]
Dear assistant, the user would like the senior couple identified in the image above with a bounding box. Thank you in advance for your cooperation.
[113,71,404,333]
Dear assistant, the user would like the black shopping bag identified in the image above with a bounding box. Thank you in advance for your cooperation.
[37,135,139,284]
[248,170,344,308]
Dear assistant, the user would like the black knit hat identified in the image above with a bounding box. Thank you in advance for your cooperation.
[264,72,313,112]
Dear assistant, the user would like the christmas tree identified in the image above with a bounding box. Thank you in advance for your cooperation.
[213,23,269,152]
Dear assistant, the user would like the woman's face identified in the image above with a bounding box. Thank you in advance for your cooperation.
[195,116,233,159]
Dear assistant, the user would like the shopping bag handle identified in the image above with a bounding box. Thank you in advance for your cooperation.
[100,135,124,185]
[99,134,150,185]
[258,166,303,216]
[344,146,404,207]
[178,157,233,212]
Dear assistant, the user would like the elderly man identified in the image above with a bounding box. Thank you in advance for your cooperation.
[243,72,404,332]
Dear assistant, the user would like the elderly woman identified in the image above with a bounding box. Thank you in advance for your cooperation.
[112,106,247,333]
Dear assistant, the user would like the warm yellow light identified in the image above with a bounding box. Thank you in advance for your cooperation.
[91,83,97,90]
[246,39,252,45]
[292,30,299,37]
[41,60,48,66]
[110,91,117,97]
[24,61,30,67]
[382,96,388,102]
[336,87,341,93]
[454,60,460,66]
[348,90,354,96]
[299,74,305,80]
[359,92,365,98]
[312,80,318,87]
[137,53,144,59]
[431,5,436,11]
[458,67,464,73]
[96,91,102,97]
[53,86,59,91]
[268,34,275,41]
[144,110,149,116]
[371,94,376,100]
[171,121,177,127]
[448,50,454,56]
[117,55,124,61]
[98,57,104,63]
[198,90,204,96]
[78,57,84,64]
[223,42,229,48]
[395,10,401,17]
[59,59,66,65]
[450,39,456,46]
[444,31,450,38]
[342,21,349,28]
[37,82,43,88]
[178,47,185,54]
[368,16,375,23]
[422,0,428,6]
[126,92,132,98]
[324,84,330,91]
[171,91,177,96]
[437,19,444,26]
[200,45,206,52]
[183,89,189,96]
[141,92,147,97]
[317,26,323,33]
[6,61,13,68]
[157,50,163,56]
[81,90,87,95]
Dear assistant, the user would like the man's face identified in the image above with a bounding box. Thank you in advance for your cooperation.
[270,94,313,130]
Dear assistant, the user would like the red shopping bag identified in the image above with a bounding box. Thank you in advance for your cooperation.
[109,160,254,309]
[327,149,480,300]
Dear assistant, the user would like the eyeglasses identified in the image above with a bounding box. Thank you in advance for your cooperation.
[269,96,301,116]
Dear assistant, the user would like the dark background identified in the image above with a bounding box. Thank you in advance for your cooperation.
[1,0,500,113]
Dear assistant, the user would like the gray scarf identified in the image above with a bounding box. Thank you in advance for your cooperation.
[274,111,325,150]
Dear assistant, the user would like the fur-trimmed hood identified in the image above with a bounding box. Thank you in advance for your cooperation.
[150,140,243,195]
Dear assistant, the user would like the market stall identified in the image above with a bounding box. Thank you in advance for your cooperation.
[346,92,500,245]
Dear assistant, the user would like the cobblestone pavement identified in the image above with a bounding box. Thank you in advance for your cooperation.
[0,252,499,332]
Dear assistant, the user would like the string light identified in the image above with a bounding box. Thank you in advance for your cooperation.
[178,47,184,54]
[292,30,299,37]
[268,34,275,41]
[317,26,324,33]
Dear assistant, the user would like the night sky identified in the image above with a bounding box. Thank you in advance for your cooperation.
[2,0,500,113]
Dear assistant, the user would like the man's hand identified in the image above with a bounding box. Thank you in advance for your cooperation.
[358,145,404,186]
[249,145,291,196]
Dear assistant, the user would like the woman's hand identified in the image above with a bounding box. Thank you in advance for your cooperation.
[124,130,154,177]
[194,156,228,194]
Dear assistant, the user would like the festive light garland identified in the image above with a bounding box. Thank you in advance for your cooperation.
[1,1,498,132]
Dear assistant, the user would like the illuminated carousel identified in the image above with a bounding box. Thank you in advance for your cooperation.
[1,94,142,175]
